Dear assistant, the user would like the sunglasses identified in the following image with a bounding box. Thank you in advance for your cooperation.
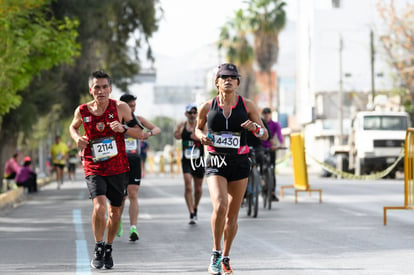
[218,75,238,80]
[187,111,197,115]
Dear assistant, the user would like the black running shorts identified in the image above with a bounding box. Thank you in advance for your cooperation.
[85,173,128,207]
[181,158,205,179]
[205,153,251,182]
[127,156,142,186]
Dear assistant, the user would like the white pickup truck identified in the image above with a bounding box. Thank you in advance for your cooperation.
[347,111,410,178]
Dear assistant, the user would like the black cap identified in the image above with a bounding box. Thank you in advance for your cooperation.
[262,107,272,114]
[120,94,137,103]
[216,63,240,78]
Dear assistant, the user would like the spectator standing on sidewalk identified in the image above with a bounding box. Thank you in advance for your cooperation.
[69,70,143,270]
[174,103,205,225]
[117,94,161,241]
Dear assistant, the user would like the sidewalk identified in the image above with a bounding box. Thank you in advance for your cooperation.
[0,176,52,210]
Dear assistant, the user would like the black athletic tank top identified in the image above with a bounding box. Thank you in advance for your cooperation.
[124,134,141,158]
[206,95,250,155]
[181,122,204,160]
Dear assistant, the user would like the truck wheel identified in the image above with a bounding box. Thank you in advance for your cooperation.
[387,170,396,179]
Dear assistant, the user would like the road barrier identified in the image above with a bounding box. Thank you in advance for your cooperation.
[175,147,182,175]
[280,133,322,203]
[308,150,404,180]
[383,128,414,225]
[147,148,182,175]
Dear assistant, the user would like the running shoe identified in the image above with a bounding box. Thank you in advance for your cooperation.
[193,208,198,220]
[90,242,105,269]
[103,244,113,269]
[129,227,139,241]
[116,220,123,237]
[221,257,233,275]
[208,251,222,274]
[189,213,196,225]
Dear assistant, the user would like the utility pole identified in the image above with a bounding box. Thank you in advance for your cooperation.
[338,34,344,145]
[370,29,375,105]
[336,34,345,178]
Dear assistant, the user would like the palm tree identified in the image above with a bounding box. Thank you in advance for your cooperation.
[218,9,256,99]
[246,0,287,110]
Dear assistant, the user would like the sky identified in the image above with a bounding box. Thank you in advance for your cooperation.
[150,0,247,58]
[113,0,297,119]
[150,0,297,57]
[145,0,297,85]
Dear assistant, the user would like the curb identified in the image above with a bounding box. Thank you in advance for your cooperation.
[0,176,52,210]
[0,187,25,209]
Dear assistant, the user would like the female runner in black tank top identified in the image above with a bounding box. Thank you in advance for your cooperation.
[195,63,268,274]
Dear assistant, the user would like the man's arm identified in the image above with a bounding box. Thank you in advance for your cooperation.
[137,115,161,140]
[195,101,213,145]
[115,101,144,139]
[190,125,205,141]
[69,107,89,150]
[275,122,284,144]
[174,122,184,140]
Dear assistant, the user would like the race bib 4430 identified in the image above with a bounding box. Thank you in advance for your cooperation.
[211,132,240,149]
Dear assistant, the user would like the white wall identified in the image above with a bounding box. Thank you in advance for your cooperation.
[296,0,398,126]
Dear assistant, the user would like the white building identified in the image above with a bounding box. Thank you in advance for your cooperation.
[295,0,403,162]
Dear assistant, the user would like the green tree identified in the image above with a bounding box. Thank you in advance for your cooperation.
[246,0,286,110]
[0,0,79,179]
[0,0,160,181]
[218,9,256,99]
[0,0,79,116]
[50,0,160,117]
[149,116,176,152]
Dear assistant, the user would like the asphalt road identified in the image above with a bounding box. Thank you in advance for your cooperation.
[1,170,414,275]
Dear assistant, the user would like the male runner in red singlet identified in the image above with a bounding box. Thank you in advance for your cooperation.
[69,71,143,270]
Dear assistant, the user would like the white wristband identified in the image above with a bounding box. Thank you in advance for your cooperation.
[253,123,264,138]
[255,127,264,138]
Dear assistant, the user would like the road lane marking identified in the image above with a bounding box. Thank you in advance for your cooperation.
[73,209,91,274]
[339,208,367,216]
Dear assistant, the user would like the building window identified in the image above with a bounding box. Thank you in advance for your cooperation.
[332,0,340,8]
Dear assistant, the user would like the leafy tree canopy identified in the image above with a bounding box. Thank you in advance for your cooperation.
[0,0,80,116]
[50,0,161,116]
[0,0,160,181]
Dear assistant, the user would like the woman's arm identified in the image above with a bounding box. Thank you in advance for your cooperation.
[242,99,269,140]
[116,101,144,139]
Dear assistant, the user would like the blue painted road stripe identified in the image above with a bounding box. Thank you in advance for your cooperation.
[73,209,91,274]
